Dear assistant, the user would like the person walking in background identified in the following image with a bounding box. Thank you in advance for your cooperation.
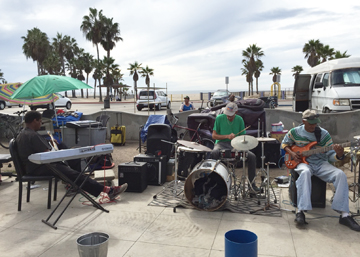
[179,96,195,112]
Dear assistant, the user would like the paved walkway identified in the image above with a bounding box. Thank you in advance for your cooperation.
[0,141,359,256]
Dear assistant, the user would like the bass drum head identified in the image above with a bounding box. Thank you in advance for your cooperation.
[184,159,231,211]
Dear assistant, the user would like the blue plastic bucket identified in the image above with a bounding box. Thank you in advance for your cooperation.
[225,229,258,257]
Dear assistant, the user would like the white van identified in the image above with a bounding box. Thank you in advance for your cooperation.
[293,57,360,113]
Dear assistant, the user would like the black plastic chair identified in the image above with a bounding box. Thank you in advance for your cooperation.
[9,139,58,211]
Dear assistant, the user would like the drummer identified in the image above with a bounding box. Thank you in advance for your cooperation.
[209,102,260,194]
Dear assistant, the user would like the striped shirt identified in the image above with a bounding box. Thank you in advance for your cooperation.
[281,125,337,165]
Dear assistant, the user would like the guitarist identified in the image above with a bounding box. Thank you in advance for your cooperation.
[281,109,360,231]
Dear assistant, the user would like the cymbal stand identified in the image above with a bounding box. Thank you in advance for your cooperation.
[221,154,240,200]
[250,162,279,214]
[239,151,252,199]
[152,140,185,207]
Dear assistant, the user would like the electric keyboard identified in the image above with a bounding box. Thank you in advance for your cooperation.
[28,144,114,164]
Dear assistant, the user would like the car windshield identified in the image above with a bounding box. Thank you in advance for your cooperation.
[213,91,229,97]
[331,68,360,87]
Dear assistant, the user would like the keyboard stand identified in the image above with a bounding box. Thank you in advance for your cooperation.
[41,156,109,230]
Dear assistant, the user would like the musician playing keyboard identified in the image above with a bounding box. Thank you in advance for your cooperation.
[16,111,127,200]
[281,109,360,231]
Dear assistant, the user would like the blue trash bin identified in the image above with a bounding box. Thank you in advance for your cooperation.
[225,229,258,257]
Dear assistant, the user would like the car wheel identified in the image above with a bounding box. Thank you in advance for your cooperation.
[156,104,161,110]
[323,107,331,113]
[137,107,142,111]
[30,106,37,111]
[66,101,72,110]
[0,102,5,110]
[167,102,171,109]
[19,104,23,107]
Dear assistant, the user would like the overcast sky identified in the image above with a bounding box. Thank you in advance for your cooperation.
[1,0,360,94]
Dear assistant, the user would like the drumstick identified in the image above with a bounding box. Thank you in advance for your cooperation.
[235,126,251,136]
[47,131,59,151]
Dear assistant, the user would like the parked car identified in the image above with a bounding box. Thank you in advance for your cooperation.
[29,93,72,110]
[0,100,23,110]
[136,90,171,111]
[209,89,231,107]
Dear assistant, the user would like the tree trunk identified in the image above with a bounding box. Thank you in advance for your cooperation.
[98,78,102,102]
[93,79,97,99]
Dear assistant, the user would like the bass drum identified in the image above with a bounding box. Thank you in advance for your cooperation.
[184,159,231,211]
[177,146,205,180]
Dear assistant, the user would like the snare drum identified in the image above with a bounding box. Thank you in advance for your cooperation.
[177,146,205,179]
[220,149,242,160]
[184,160,231,211]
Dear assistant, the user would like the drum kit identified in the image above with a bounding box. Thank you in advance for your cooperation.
[162,134,279,212]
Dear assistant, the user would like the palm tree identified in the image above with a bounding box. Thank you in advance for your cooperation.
[240,61,252,95]
[0,69,6,84]
[291,65,303,80]
[242,44,264,95]
[100,17,123,100]
[92,59,104,100]
[21,27,50,75]
[52,33,68,75]
[330,50,351,60]
[128,61,142,100]
[83,53,94,98]
[254,60,264,94]
[43,49,62,75]
[303,39,323,67]
[140,65,154,89]
[81,7,105,101]
[318,45,335,63]
[269,67,281,96]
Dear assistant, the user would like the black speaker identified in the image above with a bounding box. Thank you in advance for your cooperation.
[133,154,167,185]
[118,162,147,192]
[147,124,172,160]
[289,169,326,208]
[251,140,281,168]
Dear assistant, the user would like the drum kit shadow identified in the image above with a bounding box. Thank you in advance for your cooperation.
[160,134,280,213]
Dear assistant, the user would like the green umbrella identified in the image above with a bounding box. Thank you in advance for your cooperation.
[11,75,92,99]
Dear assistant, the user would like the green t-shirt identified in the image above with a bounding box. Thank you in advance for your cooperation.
[213,114,246,144]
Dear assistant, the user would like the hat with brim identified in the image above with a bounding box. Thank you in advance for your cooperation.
[302,109,321,124]
[224,102,238,116]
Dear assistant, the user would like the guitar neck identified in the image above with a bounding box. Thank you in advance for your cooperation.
[303,142,351,156]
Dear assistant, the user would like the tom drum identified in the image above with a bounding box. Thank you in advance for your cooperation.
[177,146,205,180]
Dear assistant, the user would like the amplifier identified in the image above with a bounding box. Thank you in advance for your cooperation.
[118,162,147,192]
[133,154,167,185]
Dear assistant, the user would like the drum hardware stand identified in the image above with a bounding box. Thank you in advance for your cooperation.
[348,138,360,215]
[250,162,280,214]
[220,155,240,200]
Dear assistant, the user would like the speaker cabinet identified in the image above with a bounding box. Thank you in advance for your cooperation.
[147,124,172,160]
[133,154,167,185]
[118,162,148,192]
[289,169,326,208]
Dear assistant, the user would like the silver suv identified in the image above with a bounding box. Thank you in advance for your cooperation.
[136,90,171,111]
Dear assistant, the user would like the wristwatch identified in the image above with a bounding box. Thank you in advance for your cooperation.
[336,154,345,160]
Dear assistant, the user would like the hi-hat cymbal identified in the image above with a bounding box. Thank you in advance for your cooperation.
[231,135,259,151]
[177,140,213,152]
[257,137,277,142]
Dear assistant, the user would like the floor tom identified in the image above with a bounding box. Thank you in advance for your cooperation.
[177,146,205,180]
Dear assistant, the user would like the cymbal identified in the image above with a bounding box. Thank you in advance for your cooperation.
[231,135,258,151]
[257,137,277,142]
[177,140,213,152]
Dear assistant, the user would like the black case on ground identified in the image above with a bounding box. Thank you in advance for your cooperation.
[289,169,326,208]
[133,154,167,185]
[118,162,147,192]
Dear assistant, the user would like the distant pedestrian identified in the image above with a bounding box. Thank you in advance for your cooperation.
[179,96,195,112]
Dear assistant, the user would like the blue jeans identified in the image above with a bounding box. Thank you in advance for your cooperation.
[295,162,349,212]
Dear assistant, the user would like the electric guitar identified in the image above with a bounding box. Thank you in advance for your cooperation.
[284,141,352,169]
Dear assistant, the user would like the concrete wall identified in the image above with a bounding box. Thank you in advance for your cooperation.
[265,109,360,143]
[82,109,198,141]
[81,109,360,144]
